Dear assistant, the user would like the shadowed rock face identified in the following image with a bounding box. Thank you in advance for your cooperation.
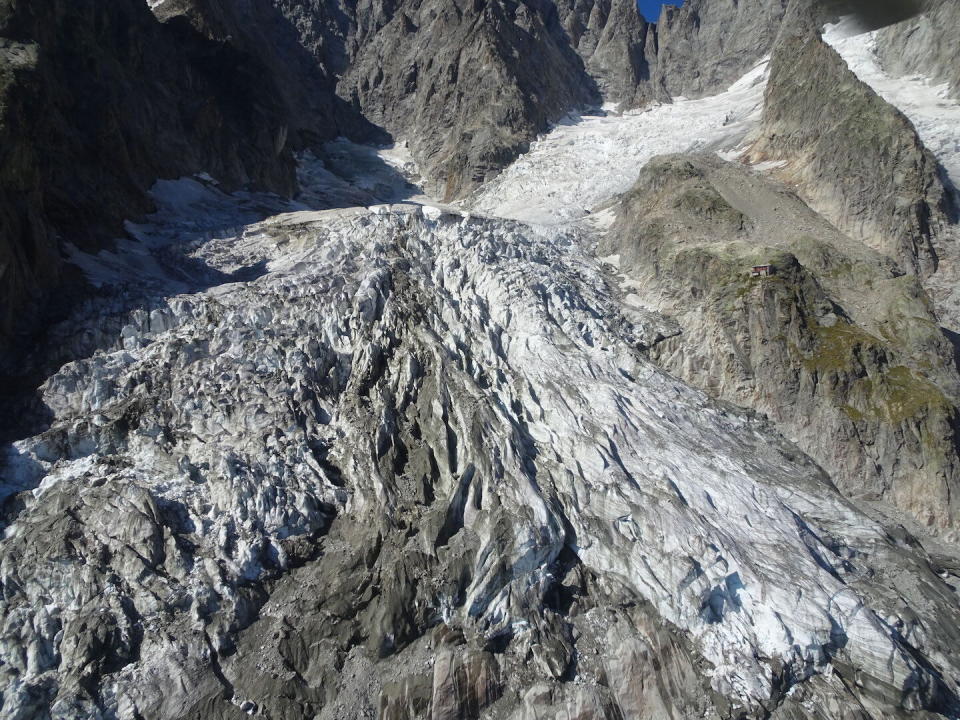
[601,153,960,533]
[150,0,385,148]
[748,28,953,277]
[0,0,299,346]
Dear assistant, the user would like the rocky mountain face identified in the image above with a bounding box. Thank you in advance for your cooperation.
[747,26,953,277]
[337,0,600,200]
[651,0,790,99]
[874,0,960,100]
[149,0,378,150]
[600,153,960,532]
[0,0,300,346]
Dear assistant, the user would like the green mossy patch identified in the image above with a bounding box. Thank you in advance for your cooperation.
[844,366,952,425]
[801,320,878,374]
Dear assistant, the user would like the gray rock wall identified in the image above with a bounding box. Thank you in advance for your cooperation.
[601,153,960,534]
[875,0,960,100]
[0,0,300,347]
[652,0,790,98]
[748,28,952,276]
[337,0,600,200]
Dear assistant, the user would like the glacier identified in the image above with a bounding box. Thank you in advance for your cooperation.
[1,21,960,720]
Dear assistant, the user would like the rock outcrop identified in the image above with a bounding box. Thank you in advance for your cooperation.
[149,0,382,148]
[338,0,600,200]
[555,0,663,107]
[0,0,299,346]
[601,153,960,533]
[651,0,790,99]
[747,27,953,276]
[875,0,960,99]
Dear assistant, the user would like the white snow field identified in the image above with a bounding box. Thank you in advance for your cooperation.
[469,60,770,225]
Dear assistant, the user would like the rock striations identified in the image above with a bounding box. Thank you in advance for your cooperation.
[601,153,960,532]
[875,0,960,99]
[748,24,953,277]
[652,0,790,99]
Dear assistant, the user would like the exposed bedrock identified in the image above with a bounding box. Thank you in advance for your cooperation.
[337,0,601,201]
[875,0,960,99]
[747,27,955,277]
[601,153,960,534]
[0,0,300,347]
[651,0,790,99]
[555,0,664,107]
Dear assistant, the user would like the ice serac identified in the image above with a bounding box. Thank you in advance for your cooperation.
[747,25,953,276]
[3,201,960,719]
[600,153,960,534]
[0,0,298,346]
[874,0,960,99]
[338,0,600,200]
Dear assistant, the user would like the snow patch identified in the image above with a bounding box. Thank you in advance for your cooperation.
[824,21,960,188]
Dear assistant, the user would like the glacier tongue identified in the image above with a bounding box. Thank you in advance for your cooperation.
[4,175,960,717]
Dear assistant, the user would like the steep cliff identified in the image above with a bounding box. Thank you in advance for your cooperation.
[555,0,663,106]
[0,0,298,346]
[601,153,960,533]
[651,0,790,98]
[875,0,960,100]
[150,0,381,147]
[747,28,953,276]
[338,0,600,200]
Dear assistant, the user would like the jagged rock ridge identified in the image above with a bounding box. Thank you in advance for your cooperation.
[0,0,303,346]
[748,25,953,277]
